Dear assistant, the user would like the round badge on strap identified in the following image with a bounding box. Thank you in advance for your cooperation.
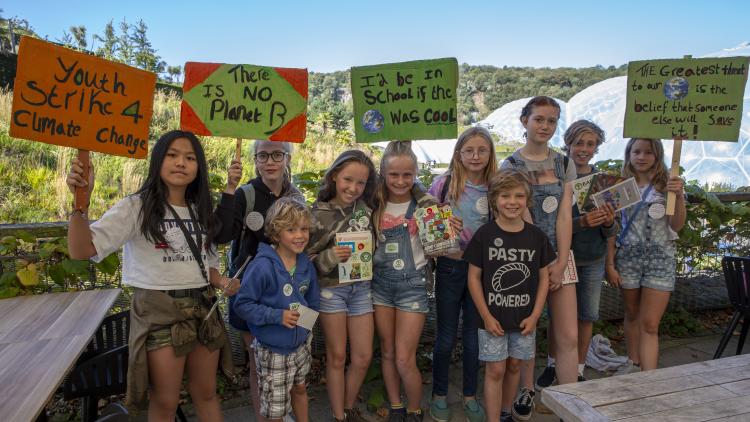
[475,196,489,214]
[246,211,265,231]
[542,196,558,214]
[393,259,405,271]
[648,203,666,220]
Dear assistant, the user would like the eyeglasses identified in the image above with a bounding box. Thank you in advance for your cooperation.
[459,149,491,158]
[255,151,288,163]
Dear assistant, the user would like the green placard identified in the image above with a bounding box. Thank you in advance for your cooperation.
[624,57,749,141]
[351,58,458,142]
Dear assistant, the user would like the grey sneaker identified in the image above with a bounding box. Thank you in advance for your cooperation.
[615,359,641,376]
[463,398,485,422]
[429,398,450,422]
[512,388,535,421]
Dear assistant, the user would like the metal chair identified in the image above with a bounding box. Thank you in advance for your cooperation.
[63,310,187,422]
[713,256,750,359]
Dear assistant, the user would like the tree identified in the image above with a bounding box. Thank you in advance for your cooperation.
[167,65,182,83]
[69,25,87,50]
[117,19,134,65]
[94,20,117,60]
[131,19,161,73]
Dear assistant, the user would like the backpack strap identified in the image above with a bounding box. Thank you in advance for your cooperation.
[440,174,452,203]
[240,183,256,222]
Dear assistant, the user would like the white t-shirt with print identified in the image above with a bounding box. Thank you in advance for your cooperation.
[90,195,220,290]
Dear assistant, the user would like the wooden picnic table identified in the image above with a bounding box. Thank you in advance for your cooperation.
[541,353,750,421]
[0,289,121,422]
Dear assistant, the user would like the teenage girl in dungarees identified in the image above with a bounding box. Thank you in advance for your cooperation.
[501,96,576,421]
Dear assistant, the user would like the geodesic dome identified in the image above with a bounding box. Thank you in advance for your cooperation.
[478,97,568,149]
[477,43,750,188]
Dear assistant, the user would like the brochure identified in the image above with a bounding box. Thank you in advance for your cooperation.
[572,173,624,213]
[335,231,373,283]
[293,303,319,331]
[562,251,578,285]
[592,177,642,212]
[414,204,460,257]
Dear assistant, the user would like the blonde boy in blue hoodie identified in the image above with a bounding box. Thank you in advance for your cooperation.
[234,197,321,422]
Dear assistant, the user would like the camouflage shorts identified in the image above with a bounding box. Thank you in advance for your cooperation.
[145,295,203,352]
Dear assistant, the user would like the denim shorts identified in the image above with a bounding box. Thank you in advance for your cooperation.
[319,281,373,316]
[478,328,535,361]
[575,262,605,322]
[616,244,676,292]
[372,272,429,313]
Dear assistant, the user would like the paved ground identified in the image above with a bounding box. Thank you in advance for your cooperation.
[170,333,747,422]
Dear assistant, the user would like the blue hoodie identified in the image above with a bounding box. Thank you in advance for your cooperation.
[233,243,321,355]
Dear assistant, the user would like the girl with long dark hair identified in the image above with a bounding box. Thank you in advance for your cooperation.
[67,130,237,421]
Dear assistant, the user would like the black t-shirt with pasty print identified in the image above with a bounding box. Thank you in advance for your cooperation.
[463,221,556,330]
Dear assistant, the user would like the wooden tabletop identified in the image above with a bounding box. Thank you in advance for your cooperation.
[541,353,750,421]
[0,289,121,422]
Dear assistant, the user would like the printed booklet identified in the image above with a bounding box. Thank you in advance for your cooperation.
[336,231,373,283]
[414,204,460,257]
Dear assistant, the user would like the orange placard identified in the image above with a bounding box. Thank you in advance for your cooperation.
[10,37,156,159]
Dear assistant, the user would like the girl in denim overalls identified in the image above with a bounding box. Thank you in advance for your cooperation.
[427,127,497,422]
[605,138,686,372]
[372,141,438,422]
[501,96,577,420]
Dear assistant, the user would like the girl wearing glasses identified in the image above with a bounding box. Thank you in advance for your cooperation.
[214,140,304,422]
[427,126,497,422]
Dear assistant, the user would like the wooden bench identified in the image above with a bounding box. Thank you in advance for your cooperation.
[541,353,750,421]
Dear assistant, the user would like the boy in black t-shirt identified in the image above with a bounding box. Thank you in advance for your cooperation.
[464,169,554,422]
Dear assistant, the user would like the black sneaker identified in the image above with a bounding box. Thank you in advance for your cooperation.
[388,408,406,422]
[405,410,423,422]
[535,366,557,391]
[500,410,513,422]
[512,388,535,421]
[577,374,587,382]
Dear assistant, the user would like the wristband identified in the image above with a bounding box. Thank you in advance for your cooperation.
[69,208,88,219]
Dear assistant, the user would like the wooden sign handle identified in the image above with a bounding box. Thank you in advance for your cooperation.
[75,149,90,211]
[666,138,682,216]
[235,138,242,162]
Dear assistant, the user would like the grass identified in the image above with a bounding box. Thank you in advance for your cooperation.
[0,88,380,223]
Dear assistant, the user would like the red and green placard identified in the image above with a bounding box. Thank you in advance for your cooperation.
[180,62,308,142]
[624,57,749,141]
[351,58,458,143]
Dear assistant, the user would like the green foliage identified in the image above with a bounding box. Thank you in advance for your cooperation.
[677,183,750,271]
[660,307,702,337]
[0,231,120,298]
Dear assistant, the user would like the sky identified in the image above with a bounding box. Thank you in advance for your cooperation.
[3,0,750,73]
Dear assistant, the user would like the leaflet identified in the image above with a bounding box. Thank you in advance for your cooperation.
[562,251,578,285]
[573,173,627,213]
[293,303,319,331]
[336,231,373,283]
[592,177,642,212]
[414,204,460,257]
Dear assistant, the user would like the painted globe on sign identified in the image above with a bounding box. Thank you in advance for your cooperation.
[664,77,689,100]
[362,109,385,133]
